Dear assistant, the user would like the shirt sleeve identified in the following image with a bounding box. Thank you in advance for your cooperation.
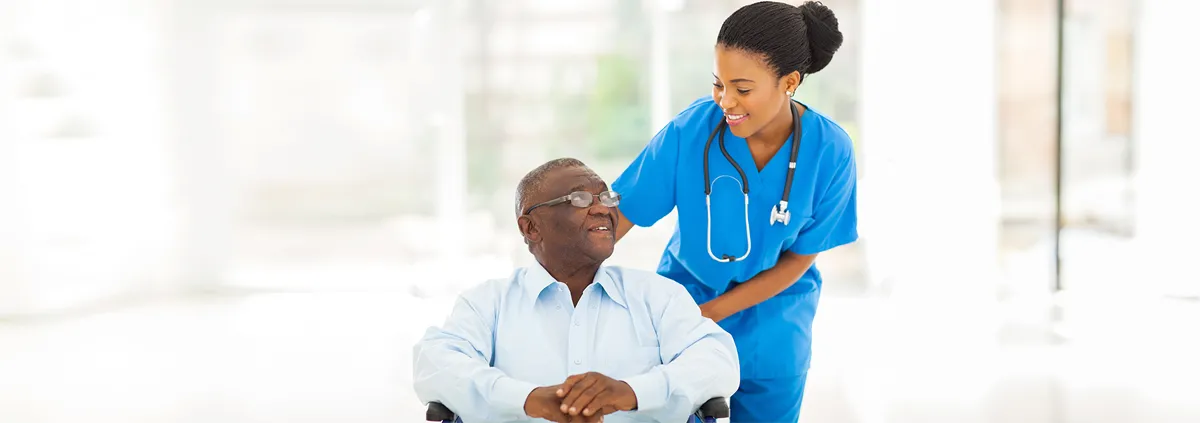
[611,121,682,227]
[411,288,538,422]
[790,140,860,255]
[620,283,740,421]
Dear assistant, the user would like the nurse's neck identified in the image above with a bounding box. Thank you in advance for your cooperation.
[746,101,802,149]
[538,256,600,306]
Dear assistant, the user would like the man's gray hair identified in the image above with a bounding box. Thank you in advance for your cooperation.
[515,157,588,217]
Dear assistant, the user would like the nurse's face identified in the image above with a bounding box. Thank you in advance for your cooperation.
[711,45,798,141]
[526,166,617,264]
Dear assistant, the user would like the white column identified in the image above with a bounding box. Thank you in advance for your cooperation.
[415,2,468,270]
[167,0,231,293]
[859,0,1001,314]
[1133,0,1200,298]
[849,3,1002,419]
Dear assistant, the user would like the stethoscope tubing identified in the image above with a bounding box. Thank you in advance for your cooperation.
[702,101,803,263]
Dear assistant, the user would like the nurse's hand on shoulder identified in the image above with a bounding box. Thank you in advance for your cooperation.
[699,299,732,323]
[556,372,637,419]
[613,211,635,242]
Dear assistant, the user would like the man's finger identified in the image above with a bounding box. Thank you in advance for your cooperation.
[580,393,605,417]
[567,382,606,415]
[579,412,605,423]
[581,392,620,417]
[533,406,563,423]
[557,374,588,397]
[534,410,559,423]
[550,410,573,423]
[560,375,598,413]
[589,405,617,421]
[567,415,597,423]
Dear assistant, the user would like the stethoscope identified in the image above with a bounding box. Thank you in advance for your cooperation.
[703,100,802,263]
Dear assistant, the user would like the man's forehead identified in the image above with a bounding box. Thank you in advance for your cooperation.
[544,167,606,191]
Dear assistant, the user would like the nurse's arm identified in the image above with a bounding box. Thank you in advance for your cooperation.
[700,251,818,322]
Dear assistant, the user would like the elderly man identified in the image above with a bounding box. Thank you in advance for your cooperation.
[412,158,740,423]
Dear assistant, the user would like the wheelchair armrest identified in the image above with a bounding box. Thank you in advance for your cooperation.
[425,402,456,422]
[428,397,729,421]
[697,397,730,419]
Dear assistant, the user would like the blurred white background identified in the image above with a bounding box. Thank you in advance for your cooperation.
[2,0,1198,422]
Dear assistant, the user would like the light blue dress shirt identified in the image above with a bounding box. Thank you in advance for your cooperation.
[412,264,740,423]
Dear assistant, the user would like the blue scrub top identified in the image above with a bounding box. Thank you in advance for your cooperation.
[612,96,859,379]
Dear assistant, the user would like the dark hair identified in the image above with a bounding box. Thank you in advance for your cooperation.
[716,1,844,80]
[515,157,588,217]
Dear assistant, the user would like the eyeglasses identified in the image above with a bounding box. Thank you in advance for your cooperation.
[524,190,620,215]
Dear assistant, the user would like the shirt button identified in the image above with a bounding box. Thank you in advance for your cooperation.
[574,359,582,364]
[574,320,581,326]
[556,305,561,310]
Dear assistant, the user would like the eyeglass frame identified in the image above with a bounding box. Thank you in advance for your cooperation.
[523,190,621,215]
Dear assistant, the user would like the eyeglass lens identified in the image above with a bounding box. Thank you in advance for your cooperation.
[567,191,619,208]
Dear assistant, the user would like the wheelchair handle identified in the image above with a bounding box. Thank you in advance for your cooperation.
[698,397,730,419]
[425,401,456,422]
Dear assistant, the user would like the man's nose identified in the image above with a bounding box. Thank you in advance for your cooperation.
[587,199,613,216]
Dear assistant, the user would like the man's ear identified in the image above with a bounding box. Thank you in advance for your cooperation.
[517,215,540,244]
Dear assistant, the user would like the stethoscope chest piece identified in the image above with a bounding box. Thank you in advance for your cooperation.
[770,202,791,226]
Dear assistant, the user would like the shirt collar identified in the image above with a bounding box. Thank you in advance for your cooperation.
[522,262,627,309]
[521,263,558,302]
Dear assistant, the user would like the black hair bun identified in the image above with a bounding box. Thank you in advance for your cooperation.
[798,1,843,74]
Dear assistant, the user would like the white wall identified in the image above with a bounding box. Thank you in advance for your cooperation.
[850,3,1003,418]
[859,0,1001,300]
[1133,0,1200,297]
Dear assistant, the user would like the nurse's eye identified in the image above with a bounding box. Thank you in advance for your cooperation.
[737,89,751,95]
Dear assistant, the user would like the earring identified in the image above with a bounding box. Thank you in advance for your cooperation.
[787,91,794,96]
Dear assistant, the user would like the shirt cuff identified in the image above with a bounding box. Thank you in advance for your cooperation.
[621,368,668,412]
[492,377,538,417]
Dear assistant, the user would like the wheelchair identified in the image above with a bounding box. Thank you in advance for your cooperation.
[425,397,730,423]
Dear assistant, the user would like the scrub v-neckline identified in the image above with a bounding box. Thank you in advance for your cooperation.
[726,122,800,176]
[727,101,806,176]
[722,102,807,203]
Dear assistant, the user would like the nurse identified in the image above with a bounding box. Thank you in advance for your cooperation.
[611,1,856,422]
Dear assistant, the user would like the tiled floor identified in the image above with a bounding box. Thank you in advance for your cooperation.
[1,291,1197,423]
